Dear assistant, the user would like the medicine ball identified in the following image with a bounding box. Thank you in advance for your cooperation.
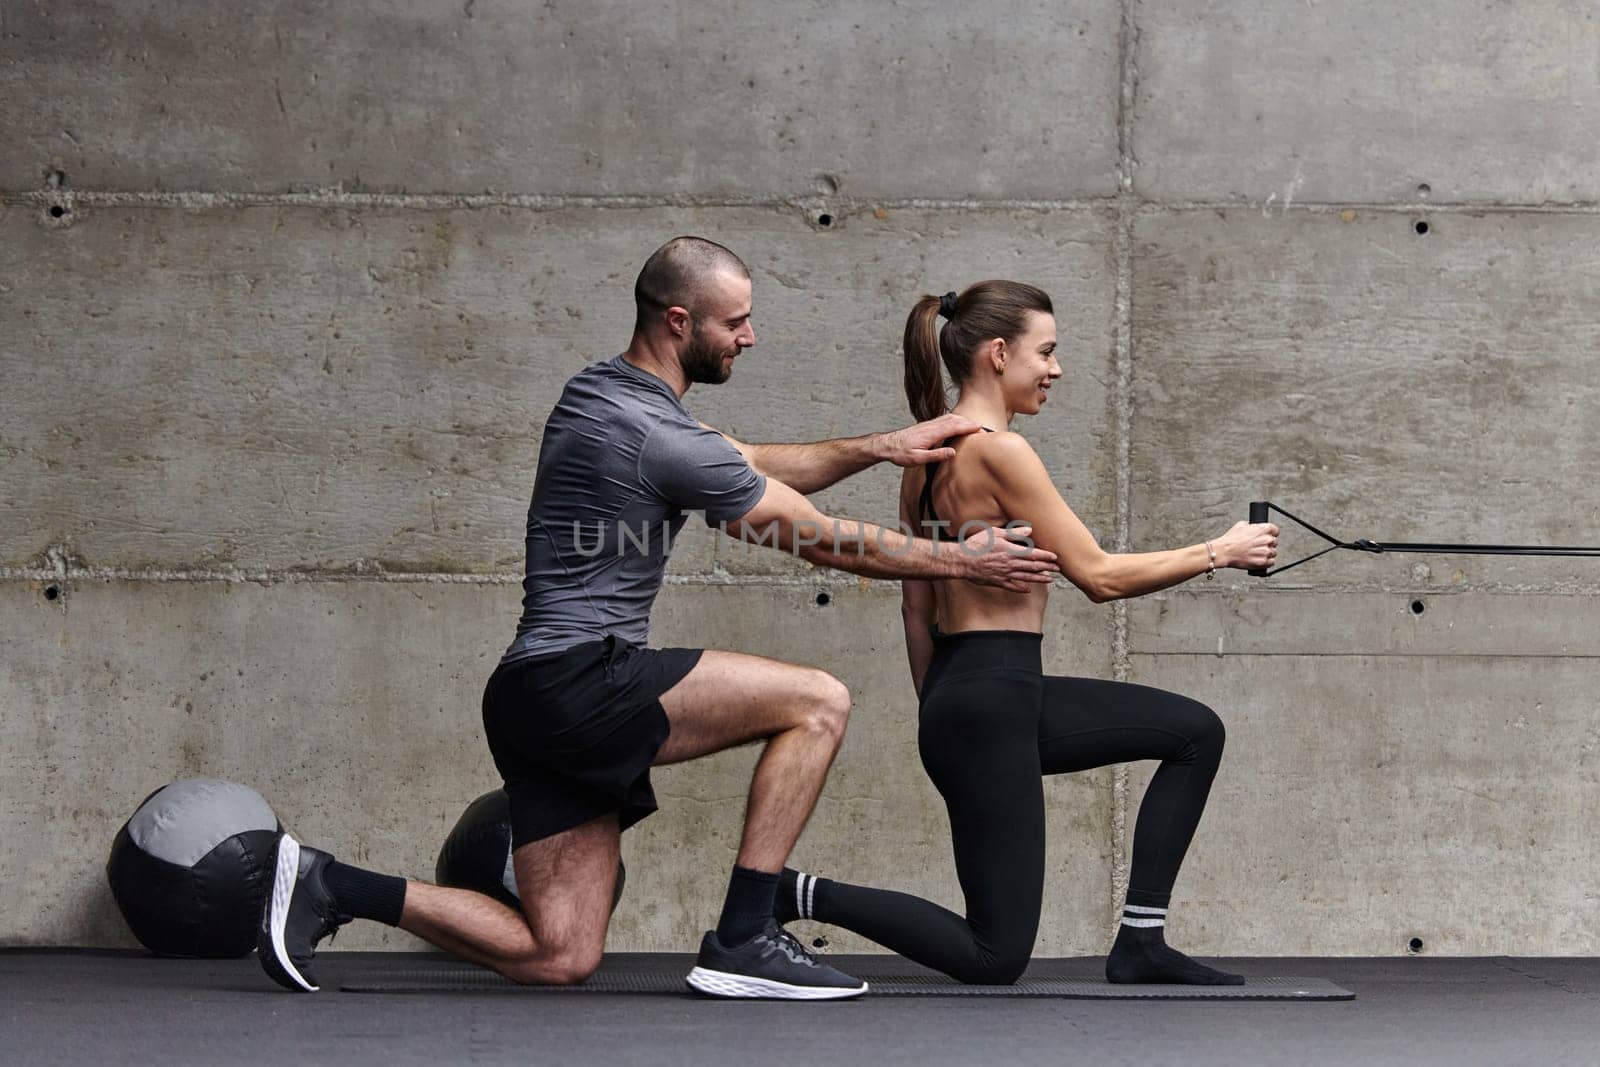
[106,778,282,958]
[435,788,624,911]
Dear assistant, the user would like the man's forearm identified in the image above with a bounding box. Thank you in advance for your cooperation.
[789,518,965,580]
[748,435,884,495]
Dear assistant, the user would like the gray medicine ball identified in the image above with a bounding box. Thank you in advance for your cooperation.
[106,778,281,958]
[435,788,624,912]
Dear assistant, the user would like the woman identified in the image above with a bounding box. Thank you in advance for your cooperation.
[777,281,1278,984]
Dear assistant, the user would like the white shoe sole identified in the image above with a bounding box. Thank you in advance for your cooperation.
[685,966,867,1000]
[265,834,318,992]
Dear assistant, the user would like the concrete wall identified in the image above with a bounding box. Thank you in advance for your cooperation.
[3,0,1597,956]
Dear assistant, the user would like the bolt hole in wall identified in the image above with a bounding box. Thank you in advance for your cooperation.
[1408,937,1425,954]
[43,585,61,602]
[1410,599,1426,615]
[815,591,831,607]
[1414,219,1430,236]
[48,204,67,219]
[815,212,833,228]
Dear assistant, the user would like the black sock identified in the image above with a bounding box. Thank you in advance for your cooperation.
[323,861,407,927]
[716,866,779,944]
[1105,894,1242,985]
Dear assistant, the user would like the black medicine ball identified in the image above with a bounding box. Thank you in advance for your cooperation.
[106,779,282,958]
[435,788,624,912]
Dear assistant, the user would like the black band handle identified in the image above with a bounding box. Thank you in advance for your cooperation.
[1247,501,1270,577]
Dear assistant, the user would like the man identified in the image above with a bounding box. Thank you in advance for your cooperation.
[257,236,1057,999]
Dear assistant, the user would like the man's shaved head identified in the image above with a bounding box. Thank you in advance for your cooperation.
[634,236,750,331]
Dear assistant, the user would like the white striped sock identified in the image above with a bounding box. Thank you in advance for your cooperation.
[791,872,819,920]
[1121,902,1167,929]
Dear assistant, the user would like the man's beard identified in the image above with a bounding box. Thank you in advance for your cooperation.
[682,328,735,385]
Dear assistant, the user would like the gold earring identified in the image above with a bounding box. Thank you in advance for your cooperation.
[997,363,1005,376]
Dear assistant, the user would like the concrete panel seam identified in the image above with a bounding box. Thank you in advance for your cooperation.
[15,191,1600,215]
[0,562,995,593]
[9,561,1598,598]
[12,190,1600,215]
[1139,651,1600,661]
[1194,583,1600,596]
[1106,0,1140,934]
[0,560,521,586]
[1133,200,1600,216]
[0,189,1115,214]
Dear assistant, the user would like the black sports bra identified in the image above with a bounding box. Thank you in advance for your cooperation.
[917,426,994,542]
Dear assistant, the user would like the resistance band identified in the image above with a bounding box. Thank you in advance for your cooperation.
[1246,501,1600,578]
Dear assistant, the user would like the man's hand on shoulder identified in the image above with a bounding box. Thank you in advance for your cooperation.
[877,413,983,468]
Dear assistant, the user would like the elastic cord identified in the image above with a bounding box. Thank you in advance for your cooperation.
[1254,501,1600,577]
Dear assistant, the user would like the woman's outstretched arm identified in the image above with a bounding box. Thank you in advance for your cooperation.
[980,432,1277,603]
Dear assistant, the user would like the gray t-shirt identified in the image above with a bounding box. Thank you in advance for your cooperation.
[502,354,767,663]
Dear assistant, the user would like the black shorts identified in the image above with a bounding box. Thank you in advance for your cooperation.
[482,635,702,847]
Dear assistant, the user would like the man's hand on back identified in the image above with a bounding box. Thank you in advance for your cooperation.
[957,524,1058,592]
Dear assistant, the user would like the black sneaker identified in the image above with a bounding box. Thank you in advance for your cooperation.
[256,833,350,992]
[685,920,867,1000]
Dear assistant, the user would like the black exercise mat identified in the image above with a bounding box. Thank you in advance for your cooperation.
[341,966,1353,1000]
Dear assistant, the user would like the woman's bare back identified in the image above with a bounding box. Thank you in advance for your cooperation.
[900,431,1050,634]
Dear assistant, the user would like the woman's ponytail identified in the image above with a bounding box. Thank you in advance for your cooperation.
[902,294,948,421]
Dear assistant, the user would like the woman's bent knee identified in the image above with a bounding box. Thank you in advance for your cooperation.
[1196,703,1225,749]
[1182,701,1225,762]
[954,952,1029,986]
[1155,695,1226,767]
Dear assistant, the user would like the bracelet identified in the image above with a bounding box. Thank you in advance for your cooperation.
[1204,540,1216,581]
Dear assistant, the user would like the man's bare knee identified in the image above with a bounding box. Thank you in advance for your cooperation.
[545,944,603,986]
[503,943,603,986]
[806,671,851,745]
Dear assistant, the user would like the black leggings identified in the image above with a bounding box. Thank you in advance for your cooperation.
[816,629,1225,984]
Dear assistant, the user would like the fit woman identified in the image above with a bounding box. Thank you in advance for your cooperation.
[777,282,1278,984]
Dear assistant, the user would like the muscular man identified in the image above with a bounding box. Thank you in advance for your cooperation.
[256,237,1058,999]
